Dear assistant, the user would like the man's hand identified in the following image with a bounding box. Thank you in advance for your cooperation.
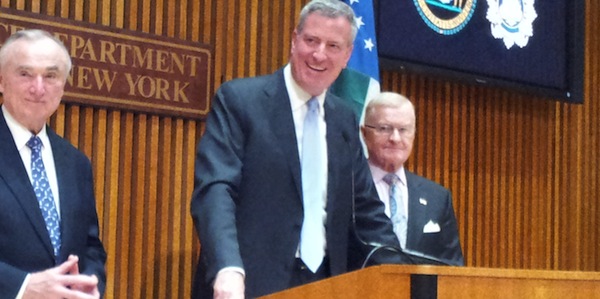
[213,270,245,299]
[23,255,100,299]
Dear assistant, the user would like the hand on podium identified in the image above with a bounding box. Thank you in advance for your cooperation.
[213,270,245,299]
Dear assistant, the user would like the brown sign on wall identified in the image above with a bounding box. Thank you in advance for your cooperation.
[0,8,213,120]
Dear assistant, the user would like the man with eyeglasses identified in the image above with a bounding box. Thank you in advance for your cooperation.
[361,92,465,266]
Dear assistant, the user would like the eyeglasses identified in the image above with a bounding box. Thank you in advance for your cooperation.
[364,124,414,137]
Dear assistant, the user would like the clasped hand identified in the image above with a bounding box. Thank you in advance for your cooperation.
[23,255,100,299]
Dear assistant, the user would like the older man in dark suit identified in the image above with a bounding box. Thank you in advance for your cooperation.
[190,1,402,298]
[0,29,106,298]
[361,92,464,266]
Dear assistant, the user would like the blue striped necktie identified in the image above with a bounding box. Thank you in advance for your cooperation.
[27,136,61,258]
[300,97,326,273]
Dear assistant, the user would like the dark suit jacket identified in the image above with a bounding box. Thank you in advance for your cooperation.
[191,68,401,298]
[404,170,464,266]
[0,110,107,298]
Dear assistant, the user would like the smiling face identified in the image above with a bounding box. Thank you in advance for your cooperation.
[290,12,353,96]
[362,104,416,173]
[0,36,69,133]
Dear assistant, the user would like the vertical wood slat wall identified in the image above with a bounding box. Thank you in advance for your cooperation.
[1,0,598,298]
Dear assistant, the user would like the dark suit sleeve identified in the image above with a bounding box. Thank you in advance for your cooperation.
[77,157,108,293]
[191,82,246,284]
[0,263,27,298]
[437,191,464,266]
[55,137,107,295]
[406,173,464,266]
[343,115,405,268]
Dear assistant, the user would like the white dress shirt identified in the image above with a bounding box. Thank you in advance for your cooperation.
[2,106,61,216]
[2,105,61,299]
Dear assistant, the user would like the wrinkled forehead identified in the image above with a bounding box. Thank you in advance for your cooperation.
[367,104,416,124]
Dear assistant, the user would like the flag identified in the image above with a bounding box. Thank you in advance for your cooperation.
[330,0,381,123]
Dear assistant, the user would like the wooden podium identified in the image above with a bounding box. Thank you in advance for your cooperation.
[261,265,600,299]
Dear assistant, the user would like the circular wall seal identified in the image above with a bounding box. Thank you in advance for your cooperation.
[413,0,477,35]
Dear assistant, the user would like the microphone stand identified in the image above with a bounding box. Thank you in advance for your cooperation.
[344,131,416,268]
[345,132,454,268]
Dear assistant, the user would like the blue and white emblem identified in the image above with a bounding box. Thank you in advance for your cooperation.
[486,0,538,49]
[413,0,477,35]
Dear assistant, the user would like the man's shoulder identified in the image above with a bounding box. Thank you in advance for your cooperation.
[47,128,90,162]
[406,171,449,193]
[220,69,282,93]
[323,91,360,128]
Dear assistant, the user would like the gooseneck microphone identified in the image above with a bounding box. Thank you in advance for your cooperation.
[342,131,411,268]
[401,248,455,266]
[343,131,454,268]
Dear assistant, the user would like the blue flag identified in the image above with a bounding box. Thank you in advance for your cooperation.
[330,0,381,121]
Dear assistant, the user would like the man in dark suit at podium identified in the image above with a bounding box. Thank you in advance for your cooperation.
[191,0,403,298]
[361,92,464,266]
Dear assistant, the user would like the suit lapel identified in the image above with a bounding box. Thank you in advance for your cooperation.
[0,111,55,257]
[405,171,426,246]
[323,94,349,217]
[48,130,73,260]
[262,72,352,208]
[263,70,303,199]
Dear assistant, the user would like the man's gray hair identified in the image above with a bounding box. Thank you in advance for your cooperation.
[364,92,416,122]
[0,29,72,73]
[296,0,358,44]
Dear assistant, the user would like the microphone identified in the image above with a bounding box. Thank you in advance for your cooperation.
[343,131,455,268]
[360,244,455,267]
[400,248,456,266]
[343,131,374,246]
[342,131,412,268]
[343,130,371,248]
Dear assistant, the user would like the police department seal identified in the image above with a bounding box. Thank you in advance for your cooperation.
[414,0,477,35]
[486,0,538,49]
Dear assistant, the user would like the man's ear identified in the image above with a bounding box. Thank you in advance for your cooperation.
[290,29,298,54]
[360,126,368,140]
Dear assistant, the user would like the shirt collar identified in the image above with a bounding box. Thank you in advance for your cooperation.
[369,162,407,186]
[2,105,50,151]
[284,64,326,112]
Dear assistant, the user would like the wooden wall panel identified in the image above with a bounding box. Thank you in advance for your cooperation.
[380,1,600,273]
[1,0,599,298]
